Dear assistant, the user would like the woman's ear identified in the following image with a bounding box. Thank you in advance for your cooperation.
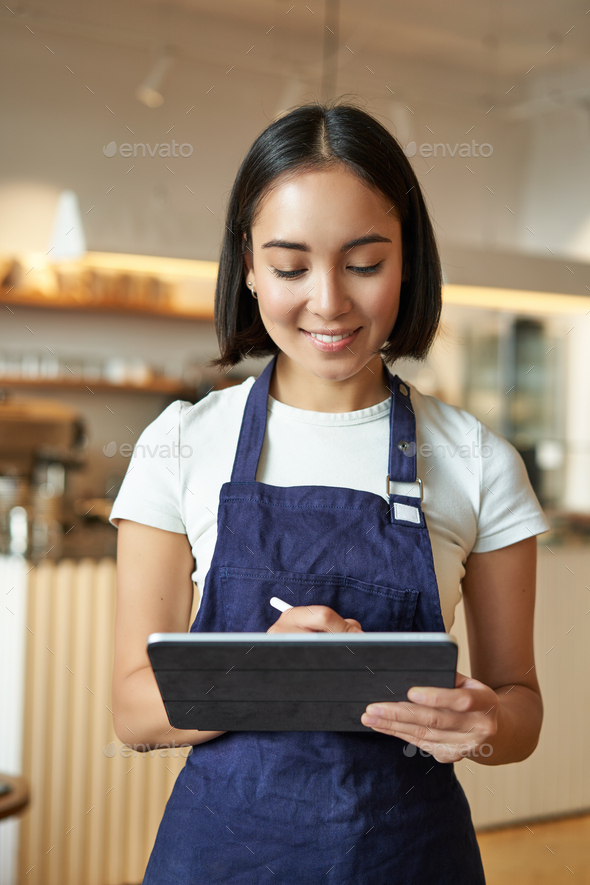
[401,262,411,283]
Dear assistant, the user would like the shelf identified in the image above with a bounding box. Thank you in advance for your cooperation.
[0,375,198,396]
[1,251,218,321]
[1,288,214,321]
[0,374,245,397]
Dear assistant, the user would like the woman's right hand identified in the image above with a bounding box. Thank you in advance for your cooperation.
[267,605,363,633]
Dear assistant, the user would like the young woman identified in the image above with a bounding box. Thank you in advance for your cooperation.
[111,102,550,884]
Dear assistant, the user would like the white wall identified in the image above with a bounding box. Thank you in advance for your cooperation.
[516,65,590,260]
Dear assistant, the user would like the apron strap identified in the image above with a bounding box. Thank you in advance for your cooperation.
[387,370,418,485]
[230,357,418,487]
[230,356,277,483]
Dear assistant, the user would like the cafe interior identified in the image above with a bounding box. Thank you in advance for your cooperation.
[1,1,590,882]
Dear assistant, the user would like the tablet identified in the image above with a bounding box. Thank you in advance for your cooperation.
[148,632,458,732]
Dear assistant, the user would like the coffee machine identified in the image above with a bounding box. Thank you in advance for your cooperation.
[0,391,86,559]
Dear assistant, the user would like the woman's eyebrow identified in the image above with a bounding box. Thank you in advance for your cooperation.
[260,234,392,252]
[261,239,311,252]
[340,234,392,252]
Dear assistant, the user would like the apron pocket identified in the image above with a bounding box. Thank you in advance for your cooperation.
[219,567,420,632]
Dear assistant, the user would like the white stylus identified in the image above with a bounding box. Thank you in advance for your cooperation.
[270,596,293,613]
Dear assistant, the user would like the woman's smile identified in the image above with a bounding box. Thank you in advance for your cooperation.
[301,326,361,352]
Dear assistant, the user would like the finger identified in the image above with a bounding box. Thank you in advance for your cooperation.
[297,605,363,633]
[267,607,314,633]
[365,700,464,734]
[359,717,440,752]
[270,605,362,634]
[343,618,364,632]
[267,621,311,633]
[362,699,478,743]
[361,716,472,756]
[368,718,476,746]
[406,685,476,713]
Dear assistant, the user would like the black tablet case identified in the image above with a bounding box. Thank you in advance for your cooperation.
[148,634,458,732]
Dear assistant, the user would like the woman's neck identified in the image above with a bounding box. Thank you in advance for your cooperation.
[269,353,391,413]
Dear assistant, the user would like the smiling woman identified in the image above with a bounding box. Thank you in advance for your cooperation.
[111,100,549,885]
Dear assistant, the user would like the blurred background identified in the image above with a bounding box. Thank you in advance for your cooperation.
[0,1,589,883]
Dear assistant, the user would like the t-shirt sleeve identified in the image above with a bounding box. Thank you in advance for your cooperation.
[109,400,186,534]
[471,420,551,553]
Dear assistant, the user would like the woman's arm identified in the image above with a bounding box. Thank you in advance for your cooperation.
[361,536,543,766]
[112,519,225,752]
[459,535,543,765]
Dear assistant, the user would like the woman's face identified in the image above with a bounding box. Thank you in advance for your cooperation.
[245,165,405,385]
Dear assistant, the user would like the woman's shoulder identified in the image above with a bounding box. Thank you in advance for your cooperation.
[407,382,482,438]
[129,376,256,453]
[176,375,256,427]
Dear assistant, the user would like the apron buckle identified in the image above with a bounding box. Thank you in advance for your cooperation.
[386,475,423,502]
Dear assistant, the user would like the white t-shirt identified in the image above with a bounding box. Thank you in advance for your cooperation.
[109,373,550,631]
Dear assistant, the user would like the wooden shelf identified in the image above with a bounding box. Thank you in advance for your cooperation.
[0,375,198,396]
[1,288,214,321]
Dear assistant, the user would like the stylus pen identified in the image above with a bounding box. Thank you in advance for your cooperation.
[270,596,293,613]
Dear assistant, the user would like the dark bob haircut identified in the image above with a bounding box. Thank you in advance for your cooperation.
[213,100,442,368]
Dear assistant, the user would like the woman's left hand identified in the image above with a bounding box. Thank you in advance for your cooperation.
[361,671,499,763]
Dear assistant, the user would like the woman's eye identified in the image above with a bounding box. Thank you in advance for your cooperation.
[350,263,382,275]
[271,268,305,279]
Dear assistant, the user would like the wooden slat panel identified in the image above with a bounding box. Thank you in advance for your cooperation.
[23,563,52,885]
[104,687,128,885]
[67,559,94,884]
[47,560,74,885]
[126,723,148,880]
[87,559,116,885]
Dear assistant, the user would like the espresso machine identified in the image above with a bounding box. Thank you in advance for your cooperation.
[0,391,86,560]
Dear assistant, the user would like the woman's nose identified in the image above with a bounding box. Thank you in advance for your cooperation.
[305,269,352,322]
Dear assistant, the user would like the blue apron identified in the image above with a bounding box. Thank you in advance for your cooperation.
[143,356,486,884]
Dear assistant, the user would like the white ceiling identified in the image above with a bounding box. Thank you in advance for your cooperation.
[142,0,590,75]
[8,0,590,110]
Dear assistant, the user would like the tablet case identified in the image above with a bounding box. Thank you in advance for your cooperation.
[148,633,458,732]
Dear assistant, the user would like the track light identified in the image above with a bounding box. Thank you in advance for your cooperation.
[136,50,175,108]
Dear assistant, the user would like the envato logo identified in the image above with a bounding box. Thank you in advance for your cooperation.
[403,140,493,159]
[103,140,194,158]
[103,741,193,758]
[403,741,493,759]
[399,441,493,458]
[103,441,193,458]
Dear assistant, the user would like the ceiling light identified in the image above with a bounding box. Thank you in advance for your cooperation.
[136,50,175,108]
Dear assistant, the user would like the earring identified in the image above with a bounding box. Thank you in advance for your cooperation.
[247,281,258,299]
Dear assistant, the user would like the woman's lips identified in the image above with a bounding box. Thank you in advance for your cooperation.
[301,328,361,352]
